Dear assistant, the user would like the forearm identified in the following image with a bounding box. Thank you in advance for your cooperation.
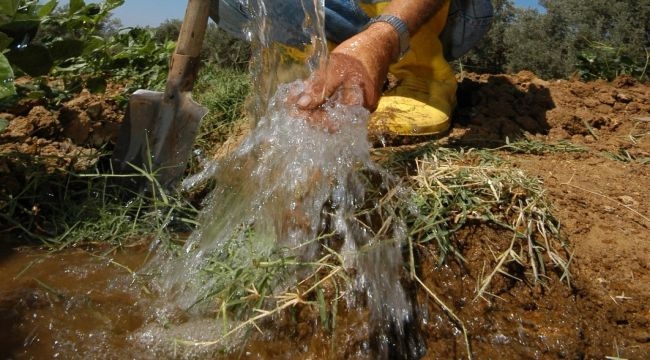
[381,0,444,34]
[365,0,445,61]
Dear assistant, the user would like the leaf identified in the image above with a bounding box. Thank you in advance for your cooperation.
[104,0,125,13]
[0,0,19,18]
[55,61,87,72]
[0,53,15,99]
[37,0,58,18]
[0,30,11,50]
[6,43,53,76]
[68,0,85,15]
[0,18,40,48]
[82,35,105,54]
[49,38,85,61]
[84,3,100,16]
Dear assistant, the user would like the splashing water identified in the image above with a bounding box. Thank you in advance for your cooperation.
[141,0,423,358]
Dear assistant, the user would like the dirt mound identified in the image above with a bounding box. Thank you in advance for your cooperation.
[453,71,649,148]
[0,86,122,175]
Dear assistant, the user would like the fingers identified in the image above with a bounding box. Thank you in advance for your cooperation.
[324,84,364,108]
[288,104,340,134]
[296,71,334,110]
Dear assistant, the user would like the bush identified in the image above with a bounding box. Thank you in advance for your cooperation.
[503,7,574,79]
[0,0,179,107]
[454,0,516,74]
[576,41,649,82]
[502,0,649,80]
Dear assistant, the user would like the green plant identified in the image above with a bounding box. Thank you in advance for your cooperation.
[0,0,175,104]
[576,41,649,81]
[0,150,198,247]
[0,0,124,77]
[58,26,175,94]
[39,0,174,94]
[503,0,650,81]
[0,52,14,98]
[0,0,57,98]
[193,65,251,149]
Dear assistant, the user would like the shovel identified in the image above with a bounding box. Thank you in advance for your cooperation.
[112,0,210,191]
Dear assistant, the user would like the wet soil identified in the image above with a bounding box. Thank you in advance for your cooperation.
[0,71,649,359]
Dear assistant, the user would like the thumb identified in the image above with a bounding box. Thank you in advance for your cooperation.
[296,71,330,109]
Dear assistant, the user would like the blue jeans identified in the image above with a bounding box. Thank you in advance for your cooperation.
[209,0,493,60]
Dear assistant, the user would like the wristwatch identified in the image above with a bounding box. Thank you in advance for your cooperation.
[365,15,410,61]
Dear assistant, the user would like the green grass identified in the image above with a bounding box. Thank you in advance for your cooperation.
[0,151,199,248]
[193,65,251,151]
[1,63,251,249]
[399,147,571,293]
[600,148,650,164]
[497,137,587,155]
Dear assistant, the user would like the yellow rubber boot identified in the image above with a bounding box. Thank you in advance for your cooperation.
[361,1,457,136]
[274,41,338,83]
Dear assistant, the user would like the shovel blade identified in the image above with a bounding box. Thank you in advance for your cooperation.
[112,89,208,191]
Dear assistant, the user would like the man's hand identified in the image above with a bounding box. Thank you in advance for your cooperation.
[288,0,442,130]
[291,21,401,112]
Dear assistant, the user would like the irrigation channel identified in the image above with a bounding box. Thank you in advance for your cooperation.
[3,1,428,359]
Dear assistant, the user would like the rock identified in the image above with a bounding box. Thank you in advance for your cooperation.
[86,102,103,121]
[597,92,616,105]
[617,195,638,207]
[595,104,612,114]
[614,92,633,103]
[4,117,34,140]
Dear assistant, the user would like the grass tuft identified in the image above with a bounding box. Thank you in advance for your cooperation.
[0,150,199,248]
[169,144,573,354]
[397,146,571,297]
[497,137,587,155]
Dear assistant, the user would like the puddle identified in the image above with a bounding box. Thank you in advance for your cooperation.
[0,244,149,359]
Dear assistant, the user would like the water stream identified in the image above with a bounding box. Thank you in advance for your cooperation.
[140,0,421,358]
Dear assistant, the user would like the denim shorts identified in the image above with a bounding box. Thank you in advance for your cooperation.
[209,0,493,60]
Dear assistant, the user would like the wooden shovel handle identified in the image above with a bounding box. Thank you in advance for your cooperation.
[166,0,210,94]
[176,0,210,57]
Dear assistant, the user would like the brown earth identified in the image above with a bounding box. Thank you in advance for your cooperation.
[411,71,650,359]
[0,71,648,359]
[0,82,123,200]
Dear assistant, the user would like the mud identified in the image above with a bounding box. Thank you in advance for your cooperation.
[0,71,649,359]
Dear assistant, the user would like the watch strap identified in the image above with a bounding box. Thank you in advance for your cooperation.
[365,14,410,61]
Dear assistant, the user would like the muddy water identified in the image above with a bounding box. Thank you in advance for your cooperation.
[0,244,325,359]
[0,243,411,360]
[0,245,149,359]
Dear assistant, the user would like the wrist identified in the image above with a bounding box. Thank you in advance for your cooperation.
[363,22,400,63]
[365,15,410,62]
